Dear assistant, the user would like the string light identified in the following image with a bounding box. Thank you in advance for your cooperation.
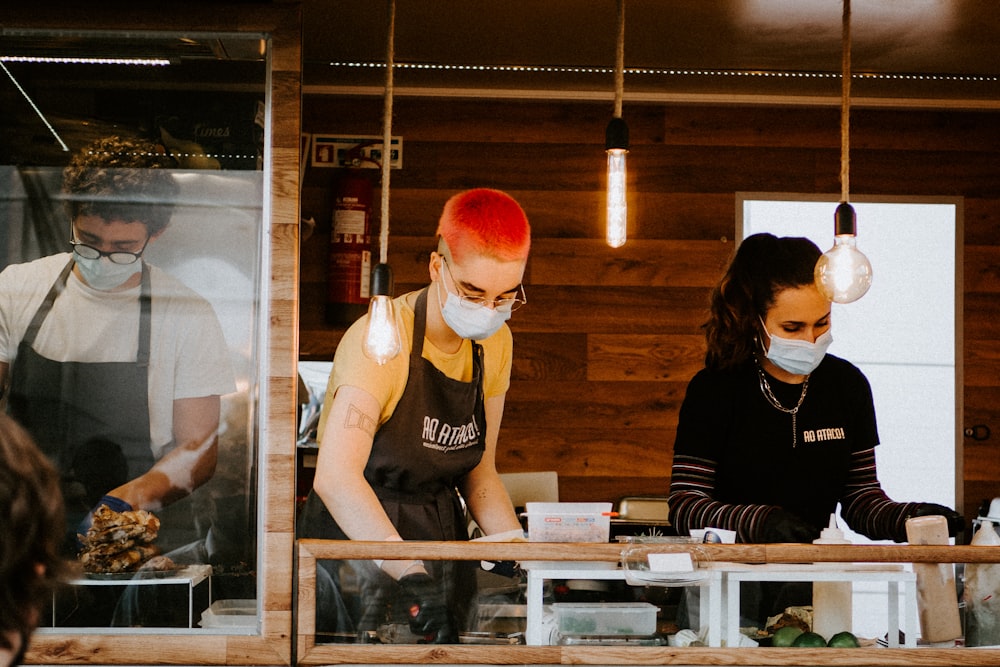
[0,55,170,66]
[605,0,628,249]
[814,0,872,304]
[362,0,402,365]
[326,61,998,84]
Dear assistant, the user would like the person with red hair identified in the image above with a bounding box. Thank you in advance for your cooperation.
[299,189,531,643]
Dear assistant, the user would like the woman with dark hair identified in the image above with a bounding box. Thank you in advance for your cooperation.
[0,414,68,667]
[667,233,962,623]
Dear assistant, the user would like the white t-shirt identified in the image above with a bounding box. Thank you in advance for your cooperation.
[0,253,235,460]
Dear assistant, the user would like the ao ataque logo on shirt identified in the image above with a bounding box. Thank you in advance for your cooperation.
[801,427,846,443]
[422,415,481,451]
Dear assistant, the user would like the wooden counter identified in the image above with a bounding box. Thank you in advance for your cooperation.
[297,539,1000,665]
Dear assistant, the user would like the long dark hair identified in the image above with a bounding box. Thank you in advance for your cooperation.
[0,414,69,653]
[704,233,822,370]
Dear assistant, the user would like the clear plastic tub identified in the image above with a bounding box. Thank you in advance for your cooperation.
[199,599,257,628]
[551,602,657,636]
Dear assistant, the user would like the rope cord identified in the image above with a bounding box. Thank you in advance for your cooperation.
[613,0,625,119]
[840,0,851,203]
[379,0,395,265]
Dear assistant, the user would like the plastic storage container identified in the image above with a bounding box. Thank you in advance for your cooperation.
[963,520,1000,646]
[551,602,658,636]
[526,502,612,543]
[199,599,257,628]
[812,514,853,641]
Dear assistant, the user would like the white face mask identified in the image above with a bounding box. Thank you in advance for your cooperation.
[437,279,510,340]
[74,254,140,291]
[760,319,833,376]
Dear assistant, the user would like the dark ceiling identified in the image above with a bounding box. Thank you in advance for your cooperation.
[301,0,1000,108]
[1,0,998,166]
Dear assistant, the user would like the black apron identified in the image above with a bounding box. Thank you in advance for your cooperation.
[7,258,153,550]
[299,287,486,636]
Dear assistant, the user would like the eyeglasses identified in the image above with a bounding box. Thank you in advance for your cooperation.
[70,236,150,265]
[441,257,527,313]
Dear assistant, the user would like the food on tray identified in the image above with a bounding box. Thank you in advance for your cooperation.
[765,607,812,635]
[138,554,178,572]
[77,504,164,573]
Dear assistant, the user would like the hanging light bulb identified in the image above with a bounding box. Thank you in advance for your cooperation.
[362,0,403,364]
[363,263,401,364]
[814,202,872,303]
[815,0,872,304]
[606,116,629,248]
[604,0,628,249]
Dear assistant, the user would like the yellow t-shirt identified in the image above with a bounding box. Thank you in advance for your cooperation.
[318,290,513,435]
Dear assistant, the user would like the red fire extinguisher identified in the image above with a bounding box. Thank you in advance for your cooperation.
[326,170,374,325]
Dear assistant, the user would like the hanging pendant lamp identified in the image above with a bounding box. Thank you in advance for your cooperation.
[362,0,402,364]
[605,0,628,248]
[814,0,873,304]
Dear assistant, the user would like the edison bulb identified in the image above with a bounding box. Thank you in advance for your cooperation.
[814,234,873,303]
[606,148,627,248]
[362,295,401,365]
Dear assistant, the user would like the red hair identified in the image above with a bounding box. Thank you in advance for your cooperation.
[436,189,531,263]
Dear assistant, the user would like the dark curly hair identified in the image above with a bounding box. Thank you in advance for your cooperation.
[0,414,70,655]
[62,135,178,236]
[704,233,822,370]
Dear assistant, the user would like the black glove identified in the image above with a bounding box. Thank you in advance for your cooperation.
[912,503,966,537]
[758,508,817,543]
[398,572,456,643]
[480,559,522,578]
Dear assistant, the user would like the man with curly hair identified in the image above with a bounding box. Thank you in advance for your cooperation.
[0,136,233,617]
[0,413,68,667]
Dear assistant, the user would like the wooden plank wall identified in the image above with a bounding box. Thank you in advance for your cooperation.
[299,95,1000,529]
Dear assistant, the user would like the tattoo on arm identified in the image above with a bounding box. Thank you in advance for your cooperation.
[345,403,377,437]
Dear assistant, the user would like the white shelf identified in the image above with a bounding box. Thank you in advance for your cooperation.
[524,562,918,648]
[53,564,213,629]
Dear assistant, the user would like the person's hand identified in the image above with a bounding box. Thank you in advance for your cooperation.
[758,508,817,543]
[912,503,965,537]
[76,494,132,549]
[398,572,456,643]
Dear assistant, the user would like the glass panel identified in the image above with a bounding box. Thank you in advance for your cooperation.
[0,28,266,631]
[307,556,679,647]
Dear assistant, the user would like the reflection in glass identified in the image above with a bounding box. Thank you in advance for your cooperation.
[0,28,265,630]
[314,558,527,645]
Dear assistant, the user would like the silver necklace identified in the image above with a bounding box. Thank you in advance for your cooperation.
[756,364,809,447]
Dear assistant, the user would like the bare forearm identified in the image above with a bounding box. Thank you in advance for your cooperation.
[110,433,217,510]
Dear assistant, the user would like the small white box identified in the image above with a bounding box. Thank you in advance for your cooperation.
[199,599,257,628]
[526,502,612,543]
[552,602,657,636]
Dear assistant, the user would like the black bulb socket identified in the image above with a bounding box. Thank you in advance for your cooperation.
[605,117,630,151]
[834,202,857,236]
[370,263,394,297]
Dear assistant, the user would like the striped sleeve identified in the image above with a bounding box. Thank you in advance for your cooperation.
[840,447,920,542]
[668,453,777,543]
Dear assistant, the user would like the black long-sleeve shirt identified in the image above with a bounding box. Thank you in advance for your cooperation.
[668,356,920,543]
